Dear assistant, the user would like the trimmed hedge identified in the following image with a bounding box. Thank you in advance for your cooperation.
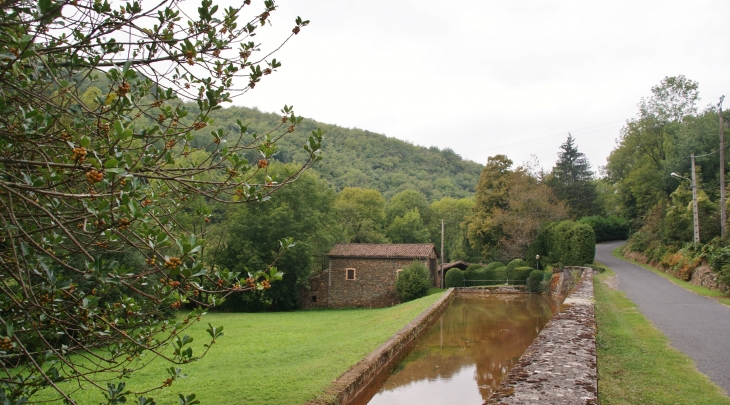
[509,266,534,283]
[578,215,630,242]
[527,270,546,293]
[528,220,596,267]
[463,264,483,281]
[445,268,465,288]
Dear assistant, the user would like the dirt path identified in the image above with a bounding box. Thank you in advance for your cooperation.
[596,241,730,395]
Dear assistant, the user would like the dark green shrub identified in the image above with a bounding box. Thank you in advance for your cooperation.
[527,270,545,293]
[444,268,465,288]
[570,223,596,265]
[506,258,529,272]
[484,261,505,271]
[463,264,483,286]
[510,266,534,283]
[482,263,505,284]
[529,220,596,267]
[579,215,630,242]
[395,262,432,301]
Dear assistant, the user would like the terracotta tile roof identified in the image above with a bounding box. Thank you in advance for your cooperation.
[327,243,437,259]
[442,261,470,271]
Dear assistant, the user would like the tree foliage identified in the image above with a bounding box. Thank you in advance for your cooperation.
[468,156,567,262]
[0,0,318,402]
[334,187,387,243]
[546,134,601,218]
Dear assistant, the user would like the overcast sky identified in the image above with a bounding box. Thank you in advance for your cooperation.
[234,0,730,174]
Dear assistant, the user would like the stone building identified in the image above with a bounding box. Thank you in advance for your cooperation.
[305,244,440,308]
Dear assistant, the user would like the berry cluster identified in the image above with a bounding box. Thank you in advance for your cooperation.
[115,82,130,97]
[257,159,268,169]
[72,146,87,162]
[0,337,12,351]
[86,169,103,183]
[164,257,182,270]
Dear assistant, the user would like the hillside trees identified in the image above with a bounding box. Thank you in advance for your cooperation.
[607,76,730,258]
[0,0,317,403]
[334,187,388,243]
[606,76,706,225]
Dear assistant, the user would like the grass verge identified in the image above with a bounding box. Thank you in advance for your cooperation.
[49,292,445,405]
[611,246,730,307]
[594,267,730,404]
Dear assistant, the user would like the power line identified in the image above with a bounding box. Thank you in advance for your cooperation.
[462,119,624,158]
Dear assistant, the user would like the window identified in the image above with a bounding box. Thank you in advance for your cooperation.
[310,280,318,291]
[311,295,317,303]
[346,268,356,280]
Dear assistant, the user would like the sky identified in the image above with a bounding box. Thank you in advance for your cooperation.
[233,0,730,174]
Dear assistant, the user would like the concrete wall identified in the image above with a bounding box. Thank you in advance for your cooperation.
[305,289,455,405]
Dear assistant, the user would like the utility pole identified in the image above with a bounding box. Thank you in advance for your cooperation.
[440,219,445,288]
[692,154,700,244]
[720,96,726,238]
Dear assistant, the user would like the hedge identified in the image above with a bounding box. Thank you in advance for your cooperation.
[444,268,465,288]
[528,220,596,267]
[578,215,630,242]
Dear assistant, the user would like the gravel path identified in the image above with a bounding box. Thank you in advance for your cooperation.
[596,241,730,395]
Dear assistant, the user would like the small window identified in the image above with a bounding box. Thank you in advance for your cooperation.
[311,295,317,303]
[310,280,318,291]
[346,268,356,280]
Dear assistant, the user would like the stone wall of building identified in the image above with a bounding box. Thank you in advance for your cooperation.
[328,257,428,308]
[301,271,330,309]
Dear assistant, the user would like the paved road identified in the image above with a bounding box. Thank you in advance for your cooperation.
[596,241,730,394]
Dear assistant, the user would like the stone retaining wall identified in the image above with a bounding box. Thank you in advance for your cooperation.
[306,289,455,405]
[487,268,597,405]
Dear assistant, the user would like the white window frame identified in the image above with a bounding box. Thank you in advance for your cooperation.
[345,268,356,280]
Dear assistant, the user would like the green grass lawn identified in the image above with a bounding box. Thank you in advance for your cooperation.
[612,247,730,306]
[594,267,730,404]
[49,292,445,405]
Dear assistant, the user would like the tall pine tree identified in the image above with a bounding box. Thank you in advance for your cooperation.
[547,134,601,219]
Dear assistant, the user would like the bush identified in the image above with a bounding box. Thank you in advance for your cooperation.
[492,267,507,284]
[484,261,505,272]
[570,223,596,265]
[463,264,484,284]
[527,270,546,293]
[506,258,529,272]
[530,220,596,267]
[579,215,630,242]
[395,262,432,302]
[510,266,535,283]
[444,268,465,288]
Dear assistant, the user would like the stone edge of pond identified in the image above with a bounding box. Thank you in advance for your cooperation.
[305,289,456,405]
[486,268,598,405]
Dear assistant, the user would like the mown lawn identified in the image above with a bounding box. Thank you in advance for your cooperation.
[49,291,445,405]
[594,267,730,404]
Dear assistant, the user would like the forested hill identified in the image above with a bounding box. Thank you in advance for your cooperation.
[207,106,483,201]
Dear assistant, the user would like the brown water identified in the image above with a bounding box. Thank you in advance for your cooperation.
[363,295,554,405]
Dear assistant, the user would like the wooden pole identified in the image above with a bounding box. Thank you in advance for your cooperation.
[692,154,700,244]
[440,219,445,288]
[720,96,726,238]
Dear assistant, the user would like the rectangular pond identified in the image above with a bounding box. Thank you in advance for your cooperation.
[355,295,555,405]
